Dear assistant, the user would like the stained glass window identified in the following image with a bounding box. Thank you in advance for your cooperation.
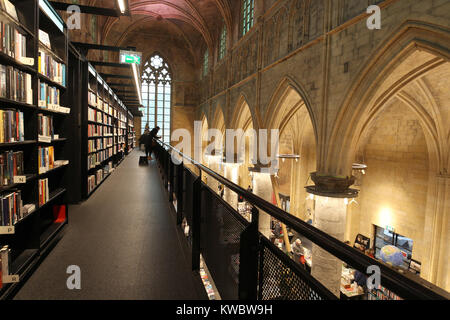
[140,54,172,144]
[242,0,254,36]
[219,25,227,60]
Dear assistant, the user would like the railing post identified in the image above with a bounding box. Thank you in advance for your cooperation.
[192,175,202,271]
[168,156,174,202]
[164,150,169,189]
[238,206,260,300]
[176,163,184,225]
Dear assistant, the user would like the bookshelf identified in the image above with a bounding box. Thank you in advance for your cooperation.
[81,62,132,199]
[0,0,69,299]
[126,110,135,154]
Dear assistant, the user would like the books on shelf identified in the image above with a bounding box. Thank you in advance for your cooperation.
[38,178,49,206]
[37,113,53,141]
[0,189,22,226]
[38,146,53,174]
[38,80,60,108]
[38,49,66,87]
[88,91,97,107]
[0,150,24,186]
[0,109,24,143]
[0,20,34,65]
[0,65,33,104]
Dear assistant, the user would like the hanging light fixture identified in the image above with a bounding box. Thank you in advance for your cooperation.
[277,154,300,163]
[352,163,367,175]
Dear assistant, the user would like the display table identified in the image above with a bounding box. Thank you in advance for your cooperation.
[340,266,365,300]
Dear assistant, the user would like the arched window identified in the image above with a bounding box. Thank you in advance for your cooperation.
[141,54,172,143]
[241,0,254,36]
[219,24,227,60]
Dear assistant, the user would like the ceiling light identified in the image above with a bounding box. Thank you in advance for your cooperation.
[131,64,142,105]
[117,0,127,14]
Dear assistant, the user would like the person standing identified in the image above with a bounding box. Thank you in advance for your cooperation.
[146,126,160,160]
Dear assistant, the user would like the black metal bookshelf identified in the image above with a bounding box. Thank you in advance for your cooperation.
[0,0,69,299]
[79,62,133,200]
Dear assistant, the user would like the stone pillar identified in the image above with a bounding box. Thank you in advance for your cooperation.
[224,164,240,210]
[252,172,273,238]
[311,196,347,297]
[307,173,357,297]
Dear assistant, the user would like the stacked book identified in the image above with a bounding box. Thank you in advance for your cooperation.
[0,20,32,64]
[0,109,24,143]
[37,113,53,141]
[38,178,49,206]
[0,245,11,281]
[0,150,23,186]
[38,146,54,174]
[38,49,66,87]
[0,190,22,226]
[0,65,33,104]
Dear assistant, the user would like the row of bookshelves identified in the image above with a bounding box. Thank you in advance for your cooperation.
[0,0,69,298]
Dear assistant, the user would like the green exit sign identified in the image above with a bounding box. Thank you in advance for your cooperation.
[120,50,142,65]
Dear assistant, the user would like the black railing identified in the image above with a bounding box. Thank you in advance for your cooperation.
[153,139,449,300]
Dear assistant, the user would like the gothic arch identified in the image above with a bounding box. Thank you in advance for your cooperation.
[328,21,450,176]
[230,93,257,130]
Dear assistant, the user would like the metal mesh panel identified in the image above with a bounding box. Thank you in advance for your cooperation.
[183,169,195,226]
[259,238,333,300]
[200,186,247,300]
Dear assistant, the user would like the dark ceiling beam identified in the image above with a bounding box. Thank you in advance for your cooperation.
[90,61,132,68]
[114,90,136,94]
[108,83,135,87]
[49,1,121,17]
[72,42,136,53]
[100,73,133,79]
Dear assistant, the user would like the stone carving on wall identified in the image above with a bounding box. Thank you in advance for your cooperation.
[199,76,210,103]
[231,32,258,85]
[307,0,324,41]
[213,60,228,95]
[263,5,289,66]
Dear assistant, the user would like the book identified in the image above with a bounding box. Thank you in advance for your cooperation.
[0,64,32,103]
[38,49,65,86]
[38,146,54,174]
[0,189,21,226]
[1,0,18,21]
[0,110,24,143]
[38,30,51,49]
[0,245,11,277]
[37,113,53,140]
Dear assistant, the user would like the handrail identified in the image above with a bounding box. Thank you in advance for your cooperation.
[155,138,450,300]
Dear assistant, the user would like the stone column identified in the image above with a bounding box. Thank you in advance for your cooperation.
[224,164,240,210]
[311,196,347,297]
[252,172,273,238]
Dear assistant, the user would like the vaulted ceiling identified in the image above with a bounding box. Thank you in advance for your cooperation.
[65,0,233,115]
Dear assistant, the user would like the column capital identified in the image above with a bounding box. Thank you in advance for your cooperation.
[306,172,359,198]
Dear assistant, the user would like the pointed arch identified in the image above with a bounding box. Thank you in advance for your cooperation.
[327,21,450,176]
[264,76,318,142]
[230,93,257,130]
